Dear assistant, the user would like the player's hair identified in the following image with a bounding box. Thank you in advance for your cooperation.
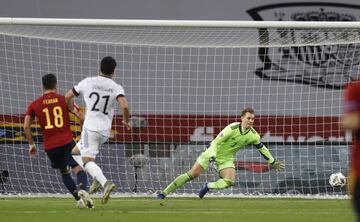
[42,73,57,90]
[100,56,117,75]
[241,107,255,117]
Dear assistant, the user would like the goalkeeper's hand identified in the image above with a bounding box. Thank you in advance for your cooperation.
[209,157,217,173]
[271,160,285,171]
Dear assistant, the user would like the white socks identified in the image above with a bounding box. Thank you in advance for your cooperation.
[84,161,107,187]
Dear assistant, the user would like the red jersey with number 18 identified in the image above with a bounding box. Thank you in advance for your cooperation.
[26,92,73,150]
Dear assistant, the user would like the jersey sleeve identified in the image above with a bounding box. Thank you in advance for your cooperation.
[115,84,125,99]
[252,129,275,164]
[25,102,35,117]
[73,78,87,97]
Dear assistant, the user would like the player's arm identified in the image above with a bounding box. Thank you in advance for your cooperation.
[72,102,84,124]
[117,95,132,130]
[341,112,360,130]
[65,89,76,112]
[65,89,84,124]
[255,140,284,171]
[341,87,359,130]
[23,114,37,158]
[341,82,360,130]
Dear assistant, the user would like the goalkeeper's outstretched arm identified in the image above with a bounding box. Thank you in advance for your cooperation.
[256,142,285,171]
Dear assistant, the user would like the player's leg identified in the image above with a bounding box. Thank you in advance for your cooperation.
[352,176,360,221]
[101,180,116,204]
[74,140,101,194]
[71,143,83,169]
[82,157,115,204]
[60,167,82,199]
[46,147,81,202]
[80,129,108,187]
[159,163,201,197]
[71,145,81,155]
[88,179,101,194]
[70,151,95,209]
[77,189,94,209]
[80,129,116,204]
[67,140,89,191]
[71,145,83,167]
[199,162,235,198]
[82,157,107,185]
[158,153,207,199]
[72,166,88,189]
[208,167,235,189]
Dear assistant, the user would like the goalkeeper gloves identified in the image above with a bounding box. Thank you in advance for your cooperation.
[271,160,285,171]
[209,157,217,172]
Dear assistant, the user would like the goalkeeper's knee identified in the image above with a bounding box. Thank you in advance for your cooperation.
[208,178,235,189]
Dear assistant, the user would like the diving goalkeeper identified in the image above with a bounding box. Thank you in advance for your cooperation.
[156,107,285,199]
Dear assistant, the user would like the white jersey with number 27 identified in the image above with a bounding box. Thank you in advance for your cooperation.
[73,75,125,134]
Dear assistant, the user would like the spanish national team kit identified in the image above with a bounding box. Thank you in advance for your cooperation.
[26,92,77,169]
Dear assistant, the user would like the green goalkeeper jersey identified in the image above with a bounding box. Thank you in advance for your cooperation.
[207,122,275,164]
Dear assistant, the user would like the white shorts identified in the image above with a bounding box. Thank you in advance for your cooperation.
[77,128,109,159]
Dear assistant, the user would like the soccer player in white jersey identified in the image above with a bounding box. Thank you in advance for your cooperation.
[65,56,131,204]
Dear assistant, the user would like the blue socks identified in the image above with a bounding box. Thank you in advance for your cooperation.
[76,171,88,191]
[62,173,80,200]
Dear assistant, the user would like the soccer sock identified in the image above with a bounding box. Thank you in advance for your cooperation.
[84,161,107,188]
[207,178,235,189]
[61,173,80,200]
[76,170,89,191]
[163,172,194,195]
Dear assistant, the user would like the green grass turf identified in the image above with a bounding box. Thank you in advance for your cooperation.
[0,197,355,222]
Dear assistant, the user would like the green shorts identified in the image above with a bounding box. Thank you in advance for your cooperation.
[196,150,235,171]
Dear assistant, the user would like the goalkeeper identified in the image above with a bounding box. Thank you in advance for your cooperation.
[157,107,284,199]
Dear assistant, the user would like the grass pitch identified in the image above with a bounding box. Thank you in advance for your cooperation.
[0,197,355,222]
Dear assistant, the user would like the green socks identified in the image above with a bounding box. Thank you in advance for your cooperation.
[162,173,234,195]
[163,173,194,195]
[207,178,235,189]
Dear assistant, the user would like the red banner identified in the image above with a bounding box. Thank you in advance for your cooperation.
[116,115,346,143]
[0,114,346,143]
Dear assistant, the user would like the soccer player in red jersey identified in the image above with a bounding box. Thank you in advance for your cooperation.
[23,74,93,208]
[341,77,360,220]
